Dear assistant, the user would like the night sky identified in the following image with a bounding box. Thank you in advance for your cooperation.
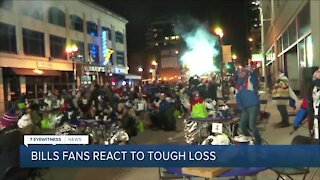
[94,0,250,61]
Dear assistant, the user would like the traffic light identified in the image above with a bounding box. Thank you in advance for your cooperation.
[226,62,235,72]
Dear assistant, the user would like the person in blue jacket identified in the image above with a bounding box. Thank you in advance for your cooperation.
[235,66,262,144]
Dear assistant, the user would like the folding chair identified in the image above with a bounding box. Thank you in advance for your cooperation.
[271,168,309,180]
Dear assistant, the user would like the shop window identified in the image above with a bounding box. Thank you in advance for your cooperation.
[87,21,98,36]
[48,7,65,27]
[288,20,297,45]
[102,26,112,40]
[297,2,310,38]
[306,35,313,67]
[282,30,289,50]
[8,76,20,101]
[298,39,306,68]
[88,43,99,63]
[70,39,84,62]
[50,35,66,59]
[277,36,282,54]
[21,2,43,20]
[70,15,83,32]
[116,51,125,66]
[0,22,16,53]
[115,31,124,44]
[266,46,275,65]
[23,28,45,57]
[0,0,12,10]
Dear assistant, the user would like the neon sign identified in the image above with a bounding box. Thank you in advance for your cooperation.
[102,31,108,64]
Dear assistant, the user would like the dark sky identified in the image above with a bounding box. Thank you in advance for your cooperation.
[94,0,250,60]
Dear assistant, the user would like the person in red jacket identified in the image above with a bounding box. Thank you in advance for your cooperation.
[190,91,204,111]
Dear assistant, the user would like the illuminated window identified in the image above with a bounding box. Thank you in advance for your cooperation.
[70,15,83,32]
[23,28,45,57]
[176,36,180,39]
[87,21,98,36]
[70,40,84,61]
[171,36,176,40]
[88,44,99,63]
[48,7,65,27]
[165,37,169,40]
[0,22,16,53]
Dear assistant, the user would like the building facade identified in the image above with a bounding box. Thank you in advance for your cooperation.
[261,0,319,93]
[146,18,183,81]
[0,0,128,113]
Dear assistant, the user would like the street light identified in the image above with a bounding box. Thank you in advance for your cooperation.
[232,54,237,60]
[138,67,143,72]
[214,27,224,39]
[66,46,78,86]
[248,37,253,42]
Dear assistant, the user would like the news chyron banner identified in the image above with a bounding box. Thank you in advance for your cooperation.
[21,135,320,168]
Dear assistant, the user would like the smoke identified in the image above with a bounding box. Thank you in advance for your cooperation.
[174,16,220,76]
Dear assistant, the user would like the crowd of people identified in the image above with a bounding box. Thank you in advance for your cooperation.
[1,64,320,178]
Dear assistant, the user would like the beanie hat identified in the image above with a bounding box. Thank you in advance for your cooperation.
[313,69,320,81]
[0,108,19,127]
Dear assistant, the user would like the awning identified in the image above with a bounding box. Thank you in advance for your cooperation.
[5,68,61,76]
[125,74,141,80]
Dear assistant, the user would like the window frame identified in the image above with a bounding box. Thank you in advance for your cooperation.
[22,28,45,57]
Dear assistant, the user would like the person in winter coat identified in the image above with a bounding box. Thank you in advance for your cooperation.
[190,91,204,111]
[207,79,217,100]
[236,66,262,144]
[272,69,298,128]
[158,93,176,131]
[0,113,24,180]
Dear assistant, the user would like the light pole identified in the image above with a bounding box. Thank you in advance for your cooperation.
[214,27,224,74]
[214,27,226,98]
[151,60,158,81]
[138,67,143,80]
[66,46,78,88]
[259,3,271,90]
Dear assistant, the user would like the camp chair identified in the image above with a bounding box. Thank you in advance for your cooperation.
[271,135,312,180]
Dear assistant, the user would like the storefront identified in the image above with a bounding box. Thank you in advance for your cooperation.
[2,68,72,109]
[79,64,106,85]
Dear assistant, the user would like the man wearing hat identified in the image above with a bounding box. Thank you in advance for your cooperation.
[0,109,24,180]
[272,68,298,128]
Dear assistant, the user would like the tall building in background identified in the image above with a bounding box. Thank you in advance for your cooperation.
[261,0,319,95]
[0,0,129,113]
[247,0,262,54]
[145,17,183,81]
